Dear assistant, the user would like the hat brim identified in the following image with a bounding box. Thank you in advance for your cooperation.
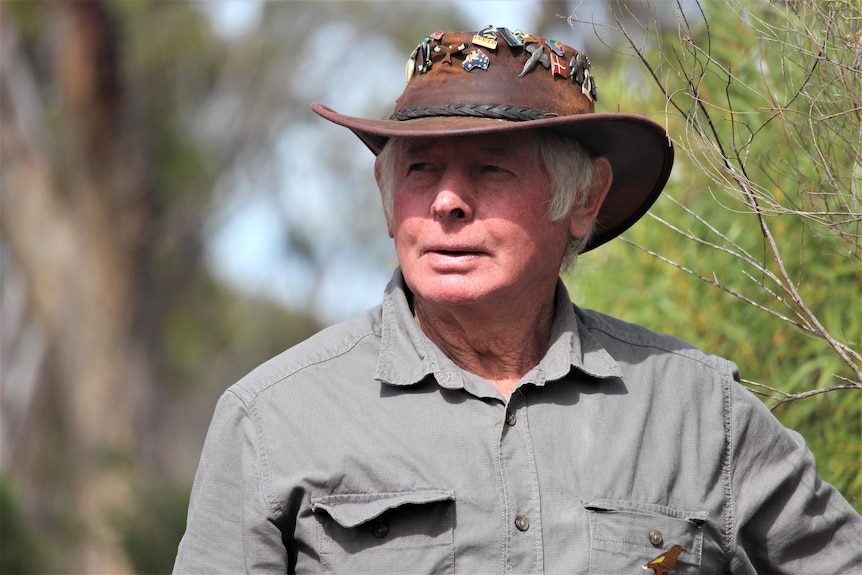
[311,102,673,253]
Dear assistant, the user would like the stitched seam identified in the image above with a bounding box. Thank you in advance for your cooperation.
[721,361,735,568]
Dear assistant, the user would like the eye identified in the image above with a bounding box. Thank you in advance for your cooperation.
[407,162,434,172]
[479,164,516,178]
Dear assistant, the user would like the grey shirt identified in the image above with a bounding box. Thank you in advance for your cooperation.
[174,270,861,574]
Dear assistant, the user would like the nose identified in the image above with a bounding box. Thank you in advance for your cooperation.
[430,170,474,221]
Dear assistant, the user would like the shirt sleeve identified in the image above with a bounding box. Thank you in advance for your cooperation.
[173,390,288,574]
[729,381,862,573]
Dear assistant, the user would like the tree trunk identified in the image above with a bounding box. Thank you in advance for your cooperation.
[1,1,154,571]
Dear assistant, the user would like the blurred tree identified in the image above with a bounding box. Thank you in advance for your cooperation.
[0,1,462,572]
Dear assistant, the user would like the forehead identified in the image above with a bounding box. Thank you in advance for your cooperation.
[398,130,543,161]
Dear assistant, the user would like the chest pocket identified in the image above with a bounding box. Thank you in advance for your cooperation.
[310,489,455,575]
[584,500,707,575]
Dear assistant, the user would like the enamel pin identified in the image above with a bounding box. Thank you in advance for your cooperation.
[472,25,498,49]
[496,27,523,47]
[643,545,686,574]
[463,49,490,71]
[551,53,567,78]
[545,38,565,57]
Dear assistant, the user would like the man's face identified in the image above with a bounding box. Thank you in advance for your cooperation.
[381,131,579,313]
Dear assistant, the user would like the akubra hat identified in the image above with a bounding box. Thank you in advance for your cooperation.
[312,28,674,252]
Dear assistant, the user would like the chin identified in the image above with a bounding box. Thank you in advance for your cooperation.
[407,273,505,308]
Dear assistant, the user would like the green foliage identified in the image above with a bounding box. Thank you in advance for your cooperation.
[0,477,52,574]
[569,0,861,511]
[118,482,190,575]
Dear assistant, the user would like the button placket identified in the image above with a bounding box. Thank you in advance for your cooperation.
[498,391,543,570]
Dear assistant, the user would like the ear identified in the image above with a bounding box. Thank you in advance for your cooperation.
[569,157,613,239]
[374,158,395,238]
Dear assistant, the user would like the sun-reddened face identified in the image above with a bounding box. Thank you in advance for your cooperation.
[382,131,574,314]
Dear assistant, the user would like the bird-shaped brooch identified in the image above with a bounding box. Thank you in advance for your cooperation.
[643,545,686,574]
[519,44,550,78]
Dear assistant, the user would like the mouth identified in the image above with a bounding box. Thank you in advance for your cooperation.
[430,249,479,257]
[424,244,485,258]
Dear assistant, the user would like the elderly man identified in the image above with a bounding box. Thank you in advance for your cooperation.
[174,28,861,574]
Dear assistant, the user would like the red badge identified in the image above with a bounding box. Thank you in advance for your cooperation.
[551,53,567,78]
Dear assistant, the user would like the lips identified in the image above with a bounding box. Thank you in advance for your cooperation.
[424,245,484,258]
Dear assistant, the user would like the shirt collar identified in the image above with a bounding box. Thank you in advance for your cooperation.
[374,269,622,389]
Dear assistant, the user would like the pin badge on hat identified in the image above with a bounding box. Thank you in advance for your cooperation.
[463,48,490,71]
[406,38,435,82]
[569,52,598,101]
[519,44,550,77]
[551,53,568,78]
[472,25,498,49]
[434,42,469,65]
[545,38,565,57]
[496,27,523,47]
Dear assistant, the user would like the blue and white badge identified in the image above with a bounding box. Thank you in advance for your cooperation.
[463,49,490,71]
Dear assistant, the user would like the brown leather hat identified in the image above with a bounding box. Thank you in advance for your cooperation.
[312,28,673,252]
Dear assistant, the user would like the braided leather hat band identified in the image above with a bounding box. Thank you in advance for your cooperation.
[390,104,558,122]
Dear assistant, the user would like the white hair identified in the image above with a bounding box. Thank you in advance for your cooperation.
[375,131,598,268]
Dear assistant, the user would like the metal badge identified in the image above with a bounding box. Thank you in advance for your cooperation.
[569,52,598,101]
[497,27,523,47]
[434,42,469,65]
[405,39,433,82]
[405,46,417,82]
[463,49,490,71]
[583,69,597,101]
[472,25,498,50]
[428,30,445,41]
[518,44,550,77]
[551,53,567,78]
[545,38,564,57]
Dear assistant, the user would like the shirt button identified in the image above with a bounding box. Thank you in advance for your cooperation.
[648,530,663,546]
[372,522,388,538]
[514,515,530,532]
[505,411,517,426]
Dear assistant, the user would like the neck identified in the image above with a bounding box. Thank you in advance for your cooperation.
[413,285,558,400]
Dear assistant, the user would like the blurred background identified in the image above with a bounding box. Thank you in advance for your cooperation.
[1,1,859,573]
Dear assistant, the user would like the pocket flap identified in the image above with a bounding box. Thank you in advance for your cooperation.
[583,499,708,525]
[311,490,455,529]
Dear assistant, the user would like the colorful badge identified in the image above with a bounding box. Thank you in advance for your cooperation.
[518,44,549,77]
[463,49,490,71]
[428,30,445,41]
[472,25,498,50]
[551,53,567,78]
[643,545,685,574]
[496,27,523,47]
[545,38,565,57]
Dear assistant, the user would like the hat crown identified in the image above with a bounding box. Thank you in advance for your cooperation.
[396,29,597,123]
